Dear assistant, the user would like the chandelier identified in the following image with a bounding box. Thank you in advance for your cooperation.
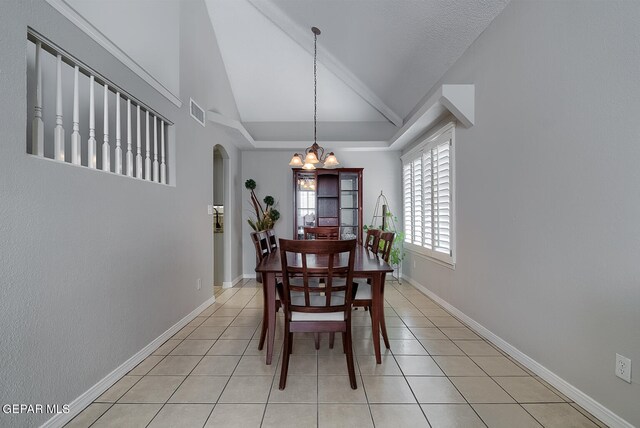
[289,27,339,170]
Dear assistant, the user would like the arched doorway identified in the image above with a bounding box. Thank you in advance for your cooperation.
[213,144,230,288]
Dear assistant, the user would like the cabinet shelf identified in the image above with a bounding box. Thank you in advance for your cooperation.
[293,168,363,243]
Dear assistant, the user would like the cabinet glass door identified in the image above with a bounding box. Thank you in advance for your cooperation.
[296,173,316,239]
[340,172,359,240]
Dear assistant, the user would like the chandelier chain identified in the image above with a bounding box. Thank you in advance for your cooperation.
[314,30,317,145]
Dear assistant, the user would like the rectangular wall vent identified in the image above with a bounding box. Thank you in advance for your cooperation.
[190,98,206,127]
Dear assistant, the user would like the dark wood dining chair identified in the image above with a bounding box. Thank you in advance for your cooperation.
[265,229,278,253]
[303,226,340,240]
[278,238,357,390]
[365,229,382,254]
[251,231,270,283]
[353,231,395,349]
[252,230,282,351]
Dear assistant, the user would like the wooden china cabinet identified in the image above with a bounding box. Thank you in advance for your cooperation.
[292,168,363,244]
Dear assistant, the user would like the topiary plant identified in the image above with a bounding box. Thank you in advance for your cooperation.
[245,179,280,231]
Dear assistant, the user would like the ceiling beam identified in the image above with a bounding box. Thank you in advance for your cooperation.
[388,84,475,151]
[207,111,257,149]
[247,0,403,128]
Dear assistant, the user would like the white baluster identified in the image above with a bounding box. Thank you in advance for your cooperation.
[102,85,110,171]
[153,115,159,182]
[115,92,122,174]
[126,99,133,177]
[136,105,142,178]
[145,110,151,181]
[54,54,65,161]
[160,120,166,184]
[32,41,44,157]
[88,75,96,169]
[71,66,81,165]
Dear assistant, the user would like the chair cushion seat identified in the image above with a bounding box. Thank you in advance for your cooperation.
[291,311,345,322]
[290,294,346,322]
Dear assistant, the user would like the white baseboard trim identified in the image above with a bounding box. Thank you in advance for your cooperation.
[222,275,244,289]
[41,296,216,428]
[243,273,257,279]
[401,274,633,428]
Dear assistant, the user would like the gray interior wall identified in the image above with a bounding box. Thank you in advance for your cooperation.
[401,1,640,425]
[180,0,244,285]
[66,0,181,97]
[241,150,401,276]
[0,1,241,427]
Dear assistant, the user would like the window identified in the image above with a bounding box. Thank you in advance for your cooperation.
[402,123,455,265]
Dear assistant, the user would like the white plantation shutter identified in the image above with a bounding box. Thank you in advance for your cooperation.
[412,157,423,245]
[422,150,433,249]
[403,163,412,243]
[433,140,451,255]
[401,123,455,264]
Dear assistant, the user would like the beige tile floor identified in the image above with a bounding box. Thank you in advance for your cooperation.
[66,279,607,428]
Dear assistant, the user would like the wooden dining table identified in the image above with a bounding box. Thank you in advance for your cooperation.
[255,244,394,365]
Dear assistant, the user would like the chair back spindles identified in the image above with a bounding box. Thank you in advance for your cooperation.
[265,229,278,252]
[365,229,382,254]
[251,231,270,282]
[303,226,339,240]
[379,232,395,263]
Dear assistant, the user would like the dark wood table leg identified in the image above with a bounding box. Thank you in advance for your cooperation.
[265,272,276,365]
[372,272,382,364]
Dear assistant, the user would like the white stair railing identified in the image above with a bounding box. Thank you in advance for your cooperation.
[54,54,64,161]
[27,30,172,185]
[136,105,143,179]
[145,110,151,181]
[88,75,96,169]
[71,65,81,165]
[102,84,110,172]
[160,120,166,184]
[126,99,133,177]
[115,92,122,174]
[32,41,44,157]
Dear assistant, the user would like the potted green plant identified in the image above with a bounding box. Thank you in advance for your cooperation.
[245,179,280,231]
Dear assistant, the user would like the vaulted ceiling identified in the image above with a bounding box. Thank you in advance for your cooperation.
[63,0,509,149]
[207,0,508,148]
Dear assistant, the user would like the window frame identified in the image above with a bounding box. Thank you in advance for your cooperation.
[401,122,456,267]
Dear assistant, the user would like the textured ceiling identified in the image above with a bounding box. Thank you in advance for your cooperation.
[64,0,509,147]
[268,0,509,120]
[207,0,509,144]
[206,0,388,123]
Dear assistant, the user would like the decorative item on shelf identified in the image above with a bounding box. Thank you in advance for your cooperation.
[288,27,339,170]
[364,191,405,283]
[245,179,280,231]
